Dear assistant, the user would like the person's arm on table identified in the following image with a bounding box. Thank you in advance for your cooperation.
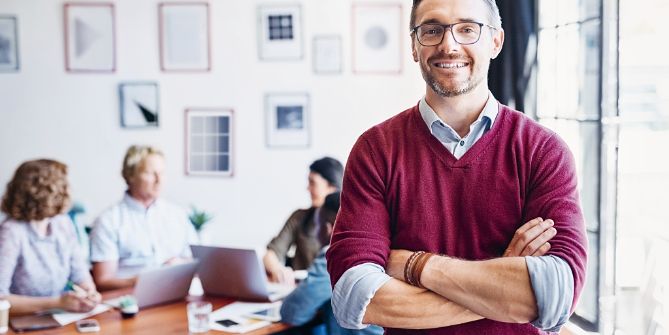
[91,261,136,291]
[265,211,302,284]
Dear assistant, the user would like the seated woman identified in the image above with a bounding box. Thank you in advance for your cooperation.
[90,145,197,291]
[0,159,101,316]
[263,157,343,284]
[280,192,383,335]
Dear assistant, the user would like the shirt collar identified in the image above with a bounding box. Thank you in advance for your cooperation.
[122,192,159,212]
[419,91,499,132]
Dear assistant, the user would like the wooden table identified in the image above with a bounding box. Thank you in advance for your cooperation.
[8,293,291,335]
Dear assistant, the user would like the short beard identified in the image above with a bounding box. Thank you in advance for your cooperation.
[423,70,483,98]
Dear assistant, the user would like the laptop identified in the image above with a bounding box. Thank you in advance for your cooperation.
[191,245,294,302]
[107,261,199,309]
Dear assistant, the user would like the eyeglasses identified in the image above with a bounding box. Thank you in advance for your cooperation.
[411,22,496,46]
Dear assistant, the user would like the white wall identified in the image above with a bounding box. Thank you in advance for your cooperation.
[0,0,424,248]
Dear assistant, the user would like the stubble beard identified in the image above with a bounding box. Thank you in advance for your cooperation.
[420,59,484,98]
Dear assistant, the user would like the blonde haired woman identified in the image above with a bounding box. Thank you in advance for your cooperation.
[0,159,101,315]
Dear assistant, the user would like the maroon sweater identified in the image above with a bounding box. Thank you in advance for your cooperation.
[327,104,587,335]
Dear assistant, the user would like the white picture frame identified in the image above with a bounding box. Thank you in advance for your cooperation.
[352,3,403,74]
[0,16,19,72]
[119,82,159,128]
[185,108,234,177]
[313,35,342,74]
[257,4,303,60]
[159,2,211,72]
[265,93,310,148]
[64,3,115,72]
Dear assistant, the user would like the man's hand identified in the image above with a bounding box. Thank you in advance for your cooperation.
[503,217,556,257]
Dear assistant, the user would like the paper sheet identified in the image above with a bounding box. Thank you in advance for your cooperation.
[51,304,111,325]
[209,301,279,333]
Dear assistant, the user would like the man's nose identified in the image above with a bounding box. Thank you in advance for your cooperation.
[439,28,461,52]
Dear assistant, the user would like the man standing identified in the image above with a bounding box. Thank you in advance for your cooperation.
[326,0,587,334]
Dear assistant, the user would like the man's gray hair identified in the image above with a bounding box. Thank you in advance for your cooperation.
[410,0,503,30]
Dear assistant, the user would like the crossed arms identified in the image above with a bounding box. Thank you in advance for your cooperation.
[359,218,560,329]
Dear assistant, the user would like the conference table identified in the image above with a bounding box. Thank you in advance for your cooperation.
[7,291,291,335]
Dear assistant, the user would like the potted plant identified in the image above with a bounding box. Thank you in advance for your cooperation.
[189,206,213,243]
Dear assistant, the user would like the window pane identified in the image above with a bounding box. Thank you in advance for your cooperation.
[580,20,601,119]
[205,116,218,133]
[204,135,217,153]
[218,154,229,172]
[218,116,230,133]
[537,28,557,119]
[191,116,204,134]
[191,134,204,154]
[539,0,558,28]
[557,0,579,24]
[190,154,204,172]
[555,24,580,118]
[204,154,217,171]
[218,135,229,154]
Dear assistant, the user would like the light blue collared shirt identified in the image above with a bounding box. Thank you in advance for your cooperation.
[331,94,574,332]
[418,92,498,158]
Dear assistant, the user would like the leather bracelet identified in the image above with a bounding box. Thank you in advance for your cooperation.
[412,252,434,288]
[404,251,424,285]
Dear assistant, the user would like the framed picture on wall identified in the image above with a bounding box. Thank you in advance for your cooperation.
[257,4,303,60]
[265,92,310,148]
[313,35,342,74]
[119,82,159,128]
[64,3,116,72]
[0,16,19,72]
[185,108,234,177]
[352,3,403,74]
[159,2,211,72]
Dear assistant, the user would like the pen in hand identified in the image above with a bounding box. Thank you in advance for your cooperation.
[66,281,101,306]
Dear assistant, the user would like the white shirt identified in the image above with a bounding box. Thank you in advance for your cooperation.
[89,193,197,275]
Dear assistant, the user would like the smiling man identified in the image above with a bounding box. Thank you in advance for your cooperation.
[326,0,588,334]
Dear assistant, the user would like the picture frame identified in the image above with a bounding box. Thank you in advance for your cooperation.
[119,82,159,128]
[185,108,234,177]
[0,16,19,72]
[64,3,116,72]
[352,3,403,74]
[313,35,342,74]
[257,4,303,60]
[265,93,310,148]
[159,2,211,72]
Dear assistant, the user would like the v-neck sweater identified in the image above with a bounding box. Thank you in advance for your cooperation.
[327,104,587,335]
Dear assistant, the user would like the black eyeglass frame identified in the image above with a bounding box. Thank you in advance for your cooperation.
[410,22,497,46]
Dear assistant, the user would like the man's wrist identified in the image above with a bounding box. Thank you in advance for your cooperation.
[420,255,451,291]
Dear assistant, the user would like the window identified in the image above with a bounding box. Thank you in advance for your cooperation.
[186,109,233,177]
[617,0,669,333]
[537,0,603,330]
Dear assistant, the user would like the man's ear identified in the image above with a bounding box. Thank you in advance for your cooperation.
[491,28,505,60]
[411,36,419,62]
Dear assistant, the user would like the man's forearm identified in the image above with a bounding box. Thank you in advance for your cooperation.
[363,278,482,329]
[422,256,537,323]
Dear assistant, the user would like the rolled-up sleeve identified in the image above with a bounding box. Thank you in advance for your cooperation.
[526,255,574,332]
[331,263,391,329]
